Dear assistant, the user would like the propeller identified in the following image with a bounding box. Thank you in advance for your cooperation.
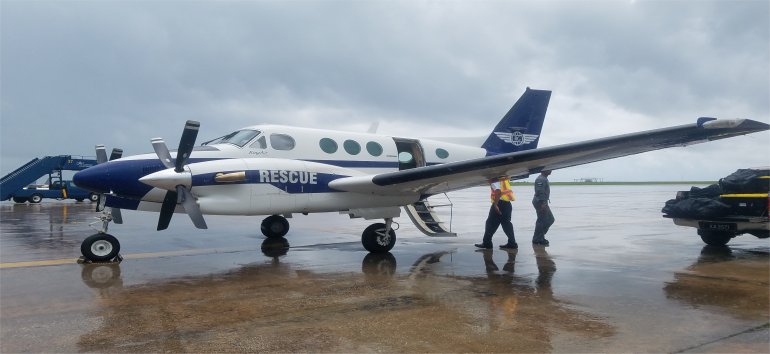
[94,145,124,224]
[147,120,208,231]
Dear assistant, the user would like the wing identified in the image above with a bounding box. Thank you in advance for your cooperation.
[329,118,769,196]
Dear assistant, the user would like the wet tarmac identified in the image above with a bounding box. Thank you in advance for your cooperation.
[1,185,768,352]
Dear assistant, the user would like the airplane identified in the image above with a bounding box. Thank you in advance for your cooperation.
[72,87,769,262]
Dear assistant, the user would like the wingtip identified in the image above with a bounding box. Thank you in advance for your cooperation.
[733,118,770,132]
[700,118,770,131]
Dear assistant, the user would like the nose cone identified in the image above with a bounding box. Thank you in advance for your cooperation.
[73,164,111,193]
[139,168,192,191]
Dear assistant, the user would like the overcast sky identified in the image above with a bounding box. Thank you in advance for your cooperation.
[2,0,768,182]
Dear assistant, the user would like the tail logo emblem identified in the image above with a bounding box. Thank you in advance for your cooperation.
[494,131,538,146]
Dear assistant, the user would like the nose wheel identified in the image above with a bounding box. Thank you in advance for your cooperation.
[81,233,121,262]
[81,210,123,263]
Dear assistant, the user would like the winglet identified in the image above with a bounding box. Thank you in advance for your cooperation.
[696,117,717,127]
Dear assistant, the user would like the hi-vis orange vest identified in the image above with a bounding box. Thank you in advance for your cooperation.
[490,177,515,203]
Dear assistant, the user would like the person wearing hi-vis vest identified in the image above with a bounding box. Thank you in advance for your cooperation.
[475,176,518,250]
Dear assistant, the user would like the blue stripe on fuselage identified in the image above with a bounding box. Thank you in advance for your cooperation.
[106,157,431,200]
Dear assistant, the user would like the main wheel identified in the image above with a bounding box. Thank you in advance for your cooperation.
[698,229,732,247]
[261,215,290,238]
[12,197,27,203]
[89,193,99,202]
[29,194,43,203]
[81,233,121,262]
[362,223,396,253]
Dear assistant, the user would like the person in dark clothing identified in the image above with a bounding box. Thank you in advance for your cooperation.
[476,177,518,250]
[532,170,555,246]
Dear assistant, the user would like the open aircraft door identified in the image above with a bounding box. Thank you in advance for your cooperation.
[393,138,425,171]
[393,137,457,237]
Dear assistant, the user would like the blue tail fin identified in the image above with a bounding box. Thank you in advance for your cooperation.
[481,87,551,156]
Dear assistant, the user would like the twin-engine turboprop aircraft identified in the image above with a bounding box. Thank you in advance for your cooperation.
[73,88,769,262]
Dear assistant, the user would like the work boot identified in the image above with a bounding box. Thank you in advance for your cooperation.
[499,243,518,250]
[474,243,492,249]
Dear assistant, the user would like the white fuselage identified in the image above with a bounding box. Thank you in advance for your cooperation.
[105,125,487,216]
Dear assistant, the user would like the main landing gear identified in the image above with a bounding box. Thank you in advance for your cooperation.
[261,215,290,238]
[261,215,398,253]
[361,218,397,253]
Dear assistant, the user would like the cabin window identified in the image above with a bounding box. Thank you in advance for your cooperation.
[249,135,267,149]
[343,140,361,155]
[436,148,449,159]
[366,141,383,156]
[319,138,338,154]
[270,134,296,150]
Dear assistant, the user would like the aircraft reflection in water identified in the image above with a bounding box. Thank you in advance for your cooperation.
[79,246,613,352]
[664,245,769,321]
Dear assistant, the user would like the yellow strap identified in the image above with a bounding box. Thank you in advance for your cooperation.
[720,193,768,198]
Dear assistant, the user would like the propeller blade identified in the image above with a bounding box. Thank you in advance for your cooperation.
[177,185,208,229]
[112,208,123,224]
[109,148,123,161]
[175,120,200,173]
[152,138,175,169]
[95,145,108,164]
[158,190,178,231]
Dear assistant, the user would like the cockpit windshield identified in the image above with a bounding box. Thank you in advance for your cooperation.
[201,129,260,147]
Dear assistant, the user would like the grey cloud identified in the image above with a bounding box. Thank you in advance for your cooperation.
[2,1,768,180]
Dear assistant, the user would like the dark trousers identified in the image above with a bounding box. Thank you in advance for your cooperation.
[482,200,516,246]
[532,200,555,242]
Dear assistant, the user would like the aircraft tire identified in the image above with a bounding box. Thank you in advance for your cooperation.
[12,197,27,203]
[362,223,396,253]
[261,215,290,238]
[29,194,43,204]
[81,233,121,262]
[697,229,732,247]
[89,193,99,202]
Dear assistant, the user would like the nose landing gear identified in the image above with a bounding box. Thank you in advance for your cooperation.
[80,210,122,263]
